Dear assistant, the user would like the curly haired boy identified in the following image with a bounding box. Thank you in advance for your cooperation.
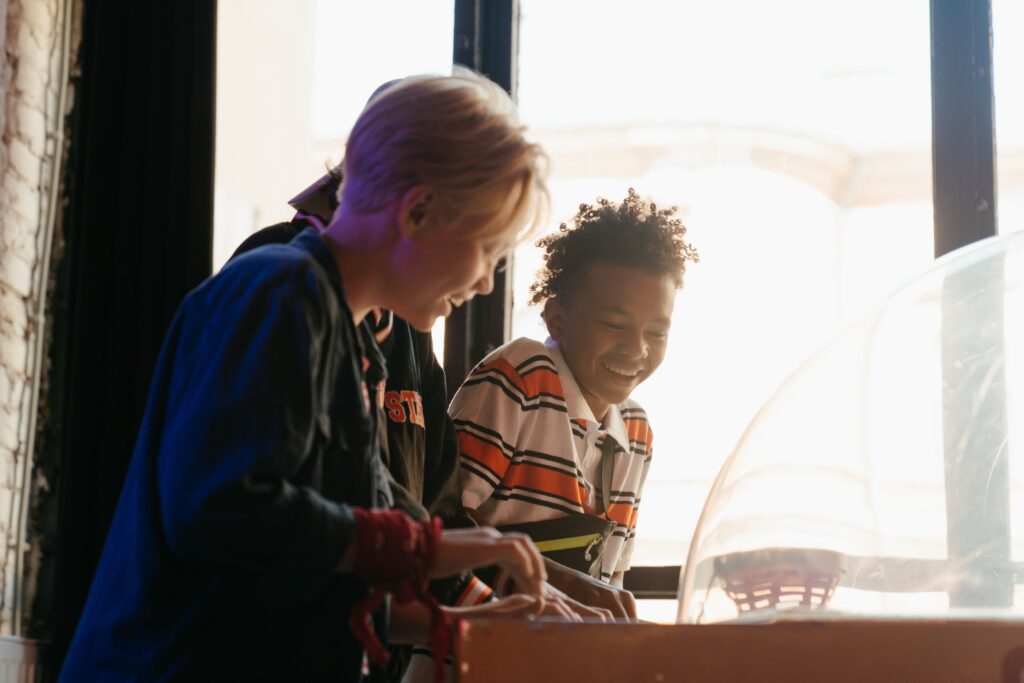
[449,189,698,612]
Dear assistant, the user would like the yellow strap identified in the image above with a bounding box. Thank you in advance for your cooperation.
[533,533,602,553]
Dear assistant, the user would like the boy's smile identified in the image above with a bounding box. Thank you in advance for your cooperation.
[546,262,676,422]
[373,185,512,332]
[393,230,500,331]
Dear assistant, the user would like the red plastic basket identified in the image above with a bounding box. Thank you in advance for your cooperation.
[713,548,845,613]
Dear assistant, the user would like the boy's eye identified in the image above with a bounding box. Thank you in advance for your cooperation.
[647,330,668,341]
[602,322,625,331]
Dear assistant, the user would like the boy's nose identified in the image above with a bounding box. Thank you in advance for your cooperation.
[620,330,649,360]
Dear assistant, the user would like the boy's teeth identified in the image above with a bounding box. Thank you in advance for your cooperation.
[603,362,637,377]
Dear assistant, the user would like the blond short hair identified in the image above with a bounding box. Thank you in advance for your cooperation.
[339,67,549,247]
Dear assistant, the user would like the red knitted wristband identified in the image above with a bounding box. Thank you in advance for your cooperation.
[351,508,434,584]
[347,509,451,682]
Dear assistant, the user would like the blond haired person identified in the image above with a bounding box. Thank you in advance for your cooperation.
[61,69,549,683]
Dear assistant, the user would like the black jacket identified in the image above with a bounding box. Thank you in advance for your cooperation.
[61,229,391,681]
[232,219,468,530]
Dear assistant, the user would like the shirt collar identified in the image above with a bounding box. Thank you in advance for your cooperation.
[292,227,387,384]
[544,337,630,451]
[288,170,338,220]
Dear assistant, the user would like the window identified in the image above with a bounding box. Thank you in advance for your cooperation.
[215,0,455,347]
[515,0,935,620]
[216,1,455,269]
[215,0,1014,623]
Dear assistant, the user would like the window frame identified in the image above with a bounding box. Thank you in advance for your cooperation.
[443,0,1005,601]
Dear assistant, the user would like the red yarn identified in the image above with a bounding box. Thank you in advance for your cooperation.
[348,509,452,682]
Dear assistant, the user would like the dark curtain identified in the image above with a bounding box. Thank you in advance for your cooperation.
[51,0,216,667]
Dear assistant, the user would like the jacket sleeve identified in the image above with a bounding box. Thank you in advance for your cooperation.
[155,263,356,604]
[447,355,531,512]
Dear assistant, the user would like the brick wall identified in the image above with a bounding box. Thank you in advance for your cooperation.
[0,0,69,636]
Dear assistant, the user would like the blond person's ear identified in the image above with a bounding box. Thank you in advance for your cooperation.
[397,184,436,238]
[543,298,568,341]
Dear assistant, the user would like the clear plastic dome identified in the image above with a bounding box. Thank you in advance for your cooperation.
[678,231,1024,623]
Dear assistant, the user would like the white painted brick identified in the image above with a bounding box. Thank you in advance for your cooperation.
[14,101,47,155]
[0,318,28,368]
[1,175,23,211]
[0,407,18,454]
[15,64,53,122]
[6,136,41,188]
[12,55,45,104]
[6,221,39,266]
[14,22,45,72]
[0,552,14,637]
[0,247,33,299]
[0,417,21,449]
[0,435,17,483]
[5,182,40,225]
[0,400,22,453]
[0,287,28,331]
[3,316,26,340]
[0,370,14,413]
[20,0,54,42]
[0,325,26,377]
[0,367,9,404]
[1,0,66,635]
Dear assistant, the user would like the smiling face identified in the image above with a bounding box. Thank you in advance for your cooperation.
[384,185,513,331]
[389,228,508,331]
[545,262,677,422]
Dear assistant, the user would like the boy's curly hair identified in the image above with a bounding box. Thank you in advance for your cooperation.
[529,188,699,306]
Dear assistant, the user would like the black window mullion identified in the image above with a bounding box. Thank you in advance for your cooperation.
[445,0,519,398]
[931,0,997,255]
[932,0,1011,608]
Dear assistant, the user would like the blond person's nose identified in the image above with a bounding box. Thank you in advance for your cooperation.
[475,270,495,296]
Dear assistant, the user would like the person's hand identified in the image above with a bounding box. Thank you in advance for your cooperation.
[449,594,544,619]
[449,590,600,622]
[444,593,557,620]
[431,527,546,597]
[542,582,613,621]
[542,557,637,620]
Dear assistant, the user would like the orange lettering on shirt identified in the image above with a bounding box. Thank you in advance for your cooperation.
[401,390,425,428]
[384,391,407,423]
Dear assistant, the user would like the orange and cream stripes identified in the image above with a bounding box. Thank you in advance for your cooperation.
[450,337,654,582]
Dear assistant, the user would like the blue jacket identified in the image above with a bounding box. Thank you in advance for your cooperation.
[61,229,391,681]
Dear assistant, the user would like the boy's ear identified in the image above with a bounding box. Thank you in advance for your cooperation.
[543,299,567,341]
[397,184,436,238]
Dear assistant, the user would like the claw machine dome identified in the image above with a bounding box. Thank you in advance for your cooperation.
[678,230,1024,624]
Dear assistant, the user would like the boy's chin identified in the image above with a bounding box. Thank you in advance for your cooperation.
[404,314,438,333]
[596,382,640,407]
[389,301,444,333]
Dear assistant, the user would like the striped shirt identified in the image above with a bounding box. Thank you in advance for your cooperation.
[450,337,654,581]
